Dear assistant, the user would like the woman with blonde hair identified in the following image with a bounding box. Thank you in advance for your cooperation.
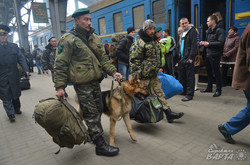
[213,12,224,29]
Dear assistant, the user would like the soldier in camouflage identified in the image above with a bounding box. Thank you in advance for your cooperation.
[130,19,184,123]
[41,36,57,81]
[54,8,122,156]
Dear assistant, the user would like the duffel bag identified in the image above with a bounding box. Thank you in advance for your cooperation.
[33,98,90,152]
[158,72,183,99]
[130,95,164,123]
[20,76,30,90]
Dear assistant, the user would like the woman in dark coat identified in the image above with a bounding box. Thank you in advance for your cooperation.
[220,26,240,86]
[0,24,29,121]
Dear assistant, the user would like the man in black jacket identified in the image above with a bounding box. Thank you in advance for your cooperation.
[0,24,29,122]
[178,18,197,101]
[116,27,135,80]
[200,15,226,97]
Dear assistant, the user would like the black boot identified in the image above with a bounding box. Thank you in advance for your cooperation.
[93,136,119,156]
[163,108,184,123]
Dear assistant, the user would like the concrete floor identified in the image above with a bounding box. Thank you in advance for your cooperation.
[0,71,249,165]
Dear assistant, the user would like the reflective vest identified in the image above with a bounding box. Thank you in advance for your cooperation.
[165,36,171,53]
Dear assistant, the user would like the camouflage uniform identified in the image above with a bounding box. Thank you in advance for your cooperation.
[41,44,56,81]
[130,29,170,109]
[54,24,117,140]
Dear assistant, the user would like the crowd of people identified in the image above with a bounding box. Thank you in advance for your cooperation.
[0,7,249,157]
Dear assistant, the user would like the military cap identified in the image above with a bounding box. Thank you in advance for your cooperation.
[72,8,90,18]
[0,24,10,35]
[155,27,162,33]
[143,19,156,31]
[48,36,56,42]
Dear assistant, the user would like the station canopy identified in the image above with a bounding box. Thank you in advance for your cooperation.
[0,0,102,25]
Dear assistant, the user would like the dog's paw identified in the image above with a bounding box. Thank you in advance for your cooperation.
[130,135,137,142]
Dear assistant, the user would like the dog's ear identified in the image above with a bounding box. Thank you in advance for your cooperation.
[130,74,138,85]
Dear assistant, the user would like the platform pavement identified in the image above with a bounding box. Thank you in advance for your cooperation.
[0,71,250,165]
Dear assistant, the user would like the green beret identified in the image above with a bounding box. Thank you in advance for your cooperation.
[48,36,56,42]
[72,8,90,18]
[155,27,162,33]
[0,24,10,34]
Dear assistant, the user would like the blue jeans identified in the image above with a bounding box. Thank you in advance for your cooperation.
[2,100,15,116]
[224,90,250,135]
[35,60,44,74]
[118,63,129,80]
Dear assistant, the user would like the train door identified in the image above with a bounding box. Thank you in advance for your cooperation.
[176,0,191,39]
[191,0,226,40]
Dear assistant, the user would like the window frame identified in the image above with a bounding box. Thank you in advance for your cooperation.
[113,12,123,32]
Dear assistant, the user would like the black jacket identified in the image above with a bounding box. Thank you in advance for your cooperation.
[205,25,226,57]
[0,42,28,100]
[180,27,198,61]
[116,35,133,64]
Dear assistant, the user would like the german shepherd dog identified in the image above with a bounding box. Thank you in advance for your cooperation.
[76,75,148,146]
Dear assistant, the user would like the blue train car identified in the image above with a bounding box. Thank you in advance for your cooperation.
[91,0,179,42]
[29,0,249,48]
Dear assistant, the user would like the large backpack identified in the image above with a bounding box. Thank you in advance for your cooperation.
[109,34,125,62]
[33,98,90,152]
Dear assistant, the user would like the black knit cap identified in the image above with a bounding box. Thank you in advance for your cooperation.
[127,27,135,34]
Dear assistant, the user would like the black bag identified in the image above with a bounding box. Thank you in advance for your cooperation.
[130,95,164,123]
[20,75,30,90]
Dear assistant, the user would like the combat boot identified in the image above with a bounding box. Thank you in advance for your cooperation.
[93,136,119,156]
[163,108,184,123]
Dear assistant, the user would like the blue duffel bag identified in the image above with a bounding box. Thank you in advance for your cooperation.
[158,72,184,99]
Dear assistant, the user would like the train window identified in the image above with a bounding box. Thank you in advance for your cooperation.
[153,0,165,24]
[40,37,44,46]
[133,5,145,29]
[45,35,49,45]
[113,12,123,32]
[98,17,106,35]
[36,39,39,46]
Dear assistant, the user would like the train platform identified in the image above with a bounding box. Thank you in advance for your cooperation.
[0,71,249,165]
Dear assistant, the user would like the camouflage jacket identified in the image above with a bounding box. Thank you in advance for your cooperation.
[54,24,117,89]
[41,44,56,72]
[129,29,161,80]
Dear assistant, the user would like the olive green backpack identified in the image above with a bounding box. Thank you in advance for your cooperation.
[33,98,90,153]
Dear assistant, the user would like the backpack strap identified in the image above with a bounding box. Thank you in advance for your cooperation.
[60,99,90,143]
[68,30,99,60]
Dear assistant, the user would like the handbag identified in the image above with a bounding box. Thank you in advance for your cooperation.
[194,49,204,67]
[20,75,30,90]
[130,95,164,123]
[158,72,184,99]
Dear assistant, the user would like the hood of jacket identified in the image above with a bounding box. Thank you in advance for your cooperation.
[138,29,156,43]
[228,32,239,38]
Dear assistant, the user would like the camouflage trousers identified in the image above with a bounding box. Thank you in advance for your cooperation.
[141,76,170,110]
[74,82,103,141]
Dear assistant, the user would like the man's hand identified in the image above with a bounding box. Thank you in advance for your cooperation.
[45,70,49,74]
[113,72,122,81]
[56,88,65,100]
[26,72,29,77]
[200,41,205,45]
[203,41,209,47]
[189,59,193,63]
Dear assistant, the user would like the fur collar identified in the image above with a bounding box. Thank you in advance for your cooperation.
[138,29,155,42]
